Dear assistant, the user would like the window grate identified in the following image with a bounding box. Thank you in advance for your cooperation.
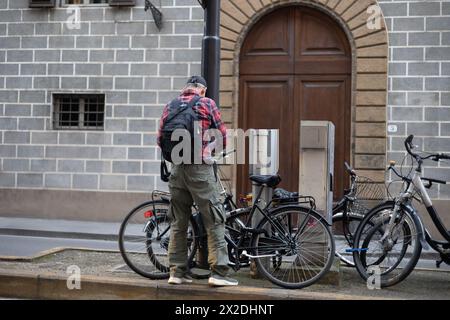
[29,0,56,7]
[65,0,108,4]
[53,94,105,131]
[109,0,136,6]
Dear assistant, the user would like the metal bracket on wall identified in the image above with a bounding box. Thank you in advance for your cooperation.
[145,0,163,31]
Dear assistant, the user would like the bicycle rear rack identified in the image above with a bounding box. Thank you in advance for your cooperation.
[269,195,316,210]
[151,190,171,202]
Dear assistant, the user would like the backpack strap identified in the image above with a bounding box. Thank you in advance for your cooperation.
[160,158,170,182]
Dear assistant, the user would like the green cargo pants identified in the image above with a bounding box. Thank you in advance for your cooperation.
[168,164,230,277]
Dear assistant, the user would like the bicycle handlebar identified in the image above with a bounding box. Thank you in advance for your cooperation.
[437,153,450,160]
[404,135,450,163]
[344,161,356,177]
[404,134,415,158]
[206,149,236,164]
[421,177,447,185]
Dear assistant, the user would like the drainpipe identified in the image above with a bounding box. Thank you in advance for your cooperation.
[197,0,221,271]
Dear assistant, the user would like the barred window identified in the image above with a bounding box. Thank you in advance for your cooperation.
[53,94,105,130]
[30,0,135,8]
[64,0,137,4]
[65,0,108,4]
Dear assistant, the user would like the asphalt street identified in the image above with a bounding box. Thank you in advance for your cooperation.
[0,235,119,257]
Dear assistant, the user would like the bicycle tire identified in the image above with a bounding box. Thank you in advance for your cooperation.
[118,200,199,280]
[352,201,422,288]
[332,212,364,267]
[251,205,335,289]
[225,207,253,268]
[359,219,409,275]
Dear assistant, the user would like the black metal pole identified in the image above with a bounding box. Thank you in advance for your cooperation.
[202,0,221,105]
[196,0,221,270]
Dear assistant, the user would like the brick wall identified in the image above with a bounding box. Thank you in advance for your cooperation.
[379,0,450,199]
[0,0,203,193]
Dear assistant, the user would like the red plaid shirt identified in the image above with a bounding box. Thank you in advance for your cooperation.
[157,89,227,161]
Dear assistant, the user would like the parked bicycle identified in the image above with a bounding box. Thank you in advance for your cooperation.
[352,135,450,287]
[119,152,335,289]
[332,162,385,267]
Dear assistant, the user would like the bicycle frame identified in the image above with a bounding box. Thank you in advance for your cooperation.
[224,187,279,255]
[332,166,367,247]
[224,185,318,270]
[409,173,450,246]
[384,165,450,256]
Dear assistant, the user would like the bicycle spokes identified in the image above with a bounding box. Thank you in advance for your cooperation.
[253,208,334,289]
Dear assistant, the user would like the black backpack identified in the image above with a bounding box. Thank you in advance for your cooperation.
[159,95,201,164]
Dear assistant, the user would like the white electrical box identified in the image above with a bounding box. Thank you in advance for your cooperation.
[249,129,279,224]
[299,121,335,224]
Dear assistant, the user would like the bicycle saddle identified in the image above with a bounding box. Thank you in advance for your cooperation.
[249,174,282,187]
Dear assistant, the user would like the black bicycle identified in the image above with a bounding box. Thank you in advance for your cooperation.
[352,135,450,287]
[332,162,385,267]
[119,158,335,289]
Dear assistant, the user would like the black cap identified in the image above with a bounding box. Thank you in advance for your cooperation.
[186,75,207,88]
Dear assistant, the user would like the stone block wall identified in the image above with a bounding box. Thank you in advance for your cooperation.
[379,0,450,198]
[0,0,204,193]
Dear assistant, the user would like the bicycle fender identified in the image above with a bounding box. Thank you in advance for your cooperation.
[160,196,170,203]
[401,203,429,250]
[332,211,365,221]
[270,205,331,226]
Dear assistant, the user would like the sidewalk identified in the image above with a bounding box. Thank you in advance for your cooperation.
[0,248,449,300]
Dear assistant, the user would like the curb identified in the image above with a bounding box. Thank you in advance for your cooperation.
[0,247,120,262]
[0,269,386,300]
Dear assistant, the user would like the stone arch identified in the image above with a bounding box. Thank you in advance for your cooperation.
[219,0,389,189]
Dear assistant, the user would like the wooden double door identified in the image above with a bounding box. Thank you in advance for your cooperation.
[237,6,352,199]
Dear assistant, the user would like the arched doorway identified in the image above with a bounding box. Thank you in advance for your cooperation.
[237,6,352,199]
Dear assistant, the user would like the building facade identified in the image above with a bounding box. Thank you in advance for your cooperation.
[0,0,449,223]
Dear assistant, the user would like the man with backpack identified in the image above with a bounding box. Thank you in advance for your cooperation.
[157,75,238,287]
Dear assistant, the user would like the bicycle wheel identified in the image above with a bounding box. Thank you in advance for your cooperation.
[225,207,252,268]
[353,201,422,287]
[118,200,199,279]
[251,205,335,289]
[332,212,364,267]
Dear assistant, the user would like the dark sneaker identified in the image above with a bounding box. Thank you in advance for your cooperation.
[168,274,193,285]
[208,274,238,287]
